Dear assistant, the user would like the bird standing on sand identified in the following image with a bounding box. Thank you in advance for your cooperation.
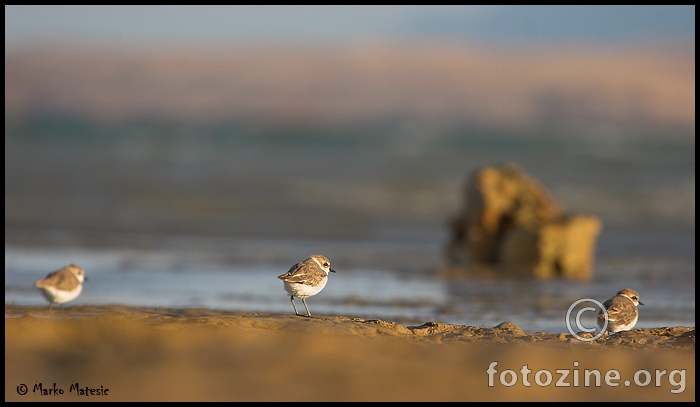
[278,255,336,317]
[35,264,87,315]
[597,288,644,333]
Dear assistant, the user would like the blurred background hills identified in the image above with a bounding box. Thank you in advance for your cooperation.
[5,6,695,132]
[5,6,695,270]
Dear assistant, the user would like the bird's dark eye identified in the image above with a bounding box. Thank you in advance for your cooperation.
[632,296,637,300]
[324,263,329,267]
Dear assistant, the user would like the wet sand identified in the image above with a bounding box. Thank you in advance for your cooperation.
[5,305,694,401]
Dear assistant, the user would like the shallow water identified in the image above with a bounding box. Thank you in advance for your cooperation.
[5,245,694,333]
[4,122,695,333]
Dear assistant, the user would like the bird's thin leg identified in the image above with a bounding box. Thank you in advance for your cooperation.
[48,303,52,316]
[301,297,312,317]
[61,304,65,317]
[290,296,299,315]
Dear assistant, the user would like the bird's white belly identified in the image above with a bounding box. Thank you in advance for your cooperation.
[39,285,83,304]
[609,316,638,333]
[284,278,327,298]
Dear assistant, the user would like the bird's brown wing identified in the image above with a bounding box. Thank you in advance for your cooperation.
[605,297,638,325]
[35,267,79,291]
[277,261,325,286]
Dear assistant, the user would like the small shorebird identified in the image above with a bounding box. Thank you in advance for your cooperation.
[598,288,644,333]
[35,264,87,315]
[278,255,336,317]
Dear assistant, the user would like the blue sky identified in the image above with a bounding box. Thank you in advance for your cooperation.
[5,5,695,49]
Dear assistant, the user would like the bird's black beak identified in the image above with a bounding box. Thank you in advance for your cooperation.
[330,268,336,273]
[638,300,644,306]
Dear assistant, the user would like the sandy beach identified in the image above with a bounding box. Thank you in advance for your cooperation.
[5,7,695,403]
[5,305,694,401]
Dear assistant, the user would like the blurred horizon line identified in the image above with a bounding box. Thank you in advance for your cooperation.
[6,41,695,138]
[5,34,695,54]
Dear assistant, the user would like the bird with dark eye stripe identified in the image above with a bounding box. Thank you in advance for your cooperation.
[598,288,644,333]
[35,264,87,315]
[278,255,336,317]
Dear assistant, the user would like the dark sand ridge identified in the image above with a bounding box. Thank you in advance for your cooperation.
[5,306,694,401]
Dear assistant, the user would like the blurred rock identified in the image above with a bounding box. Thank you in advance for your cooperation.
[447,163,601,280]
